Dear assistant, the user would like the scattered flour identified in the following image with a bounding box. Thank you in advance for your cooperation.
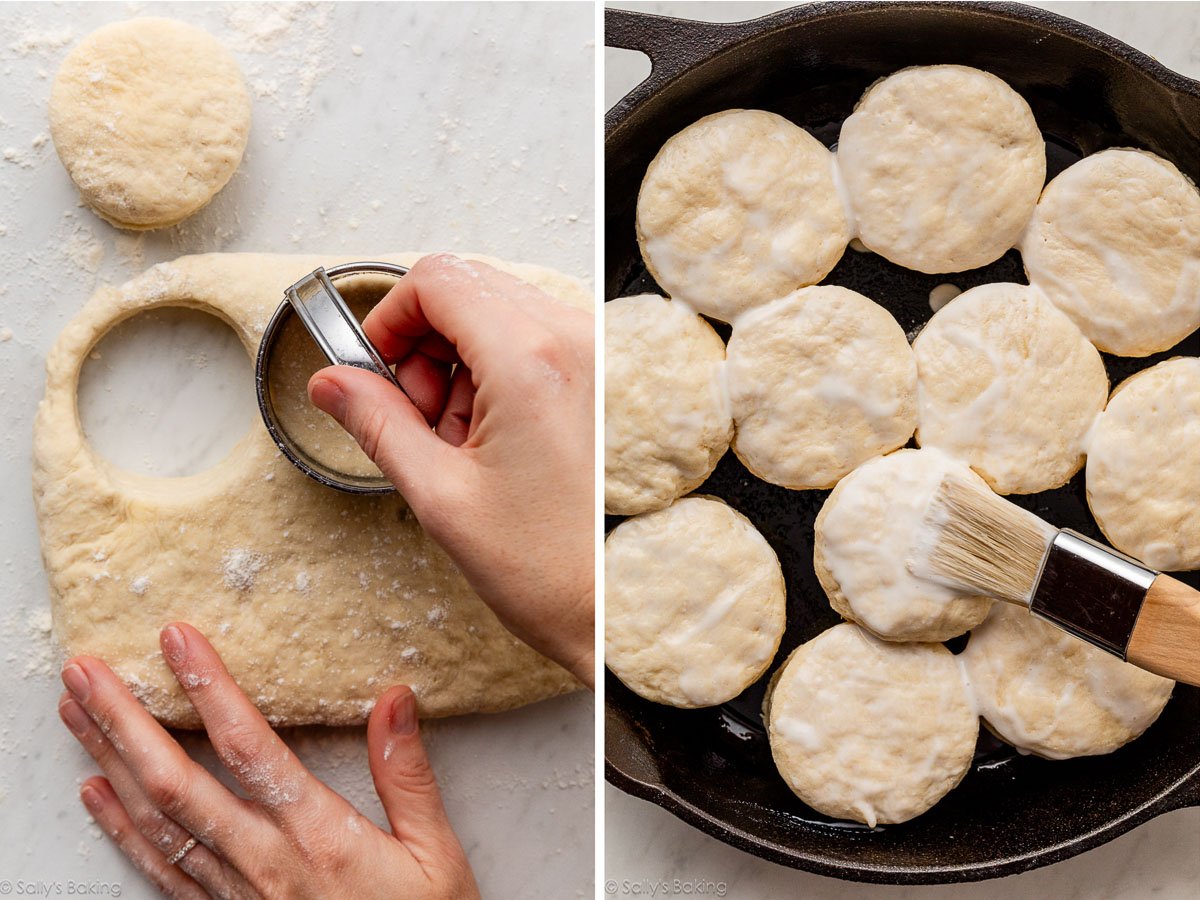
[221,549,267,591]
[129,575,151,596]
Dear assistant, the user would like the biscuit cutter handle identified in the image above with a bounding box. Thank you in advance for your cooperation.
[285,266,403,389]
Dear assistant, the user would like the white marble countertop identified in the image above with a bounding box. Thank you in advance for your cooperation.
[0,3,594,898]
[605,2,1200,897]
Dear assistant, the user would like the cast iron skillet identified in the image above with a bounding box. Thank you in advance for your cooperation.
[605,1,1200,884]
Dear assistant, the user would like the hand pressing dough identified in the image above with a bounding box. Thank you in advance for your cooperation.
[49,18,251,230]
[34,252,591,727]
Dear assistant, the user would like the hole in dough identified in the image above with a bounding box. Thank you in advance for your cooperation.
[78,307,256,477]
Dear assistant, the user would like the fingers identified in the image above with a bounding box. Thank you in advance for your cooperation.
[366,686,460,863]
[394,350,453,426]
[436,364,476,447]
[362,253,542,377]
[59,656,255,866]
[308,365,463,505]
[79,777,209,900]
[60,694,252,895]
[159,624,331,828]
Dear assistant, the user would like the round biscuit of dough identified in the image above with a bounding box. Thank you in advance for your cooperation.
[725,285,917,490]
[1085,357,1200,571]
[605,295,732,515]
[913,282,1108,495]
[764,623,977,827]
[962,603,1173,759]
[636,109,851,322]
[814,448,992,642]
[1022,149,1200,357]
[50,18,251,230]
[605,496,786,708]
[837,65,1045,273]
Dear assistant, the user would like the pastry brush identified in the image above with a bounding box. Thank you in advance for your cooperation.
[910,471,1200,687]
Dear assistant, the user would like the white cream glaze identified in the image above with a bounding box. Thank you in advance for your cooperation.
[1085,356,1200,570]
[1021,148,1200,357]
[836,65,1045,274]
[636,109,852,322]
[725,286,917,490]
[604,294,733,516]
[765,623,978,827]
[913,282,1108,495]
[962,603,1173,759]
[814,447,993,642]
[605,496,787,708]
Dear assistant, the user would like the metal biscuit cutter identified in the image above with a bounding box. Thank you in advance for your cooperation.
[255,261,410,494]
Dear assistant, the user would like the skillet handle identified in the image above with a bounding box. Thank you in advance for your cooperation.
[604,7,740,89]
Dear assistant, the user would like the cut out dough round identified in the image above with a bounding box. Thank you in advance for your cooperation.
[636,109,851,322]
[962,603,1173,759]
[764,623,977,827]
[1086,357,1200,571]
[1022,148,1200,357]
[913,282,1108,495]
[605,295,732,515]
[34,252,591,727]
[837,65,1045,273]
[605,496,786,708]
[814,448,992,642]
[50,18,251,230]
[725,285,917,490]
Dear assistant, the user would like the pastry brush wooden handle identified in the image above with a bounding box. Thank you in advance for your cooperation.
[1126,575,1200,686]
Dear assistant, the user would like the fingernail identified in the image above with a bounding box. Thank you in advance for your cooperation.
[309,376,348,421]
[161,625,187,665]
[80,784,104,814]
[390,689,417,735]
[62,663,91,702]
[60,697,92,736]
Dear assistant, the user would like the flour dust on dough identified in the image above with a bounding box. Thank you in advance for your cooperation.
[49,18,252,230]
[34,252,590,727]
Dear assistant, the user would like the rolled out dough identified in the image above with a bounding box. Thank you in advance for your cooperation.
[34,252,590,727]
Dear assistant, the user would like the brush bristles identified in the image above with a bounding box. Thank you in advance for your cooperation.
[913,472,1056,605]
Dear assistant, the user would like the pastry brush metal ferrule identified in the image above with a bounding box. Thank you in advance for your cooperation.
[914,472,1200,687]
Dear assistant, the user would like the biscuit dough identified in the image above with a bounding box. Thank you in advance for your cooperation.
[49,18,251,230]
[1022,149,1200,357]
[1086,357,1200,571]
[604,294,732,515]
[636,109,851,322]
[725,286,917,490]
[34,252,590,727]
[837,65,1045,273]
[913,282,1108,495]
[764,623,978,827]
[962,603,1174,759]
[605,496,786,708]
[814,448,993,642]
